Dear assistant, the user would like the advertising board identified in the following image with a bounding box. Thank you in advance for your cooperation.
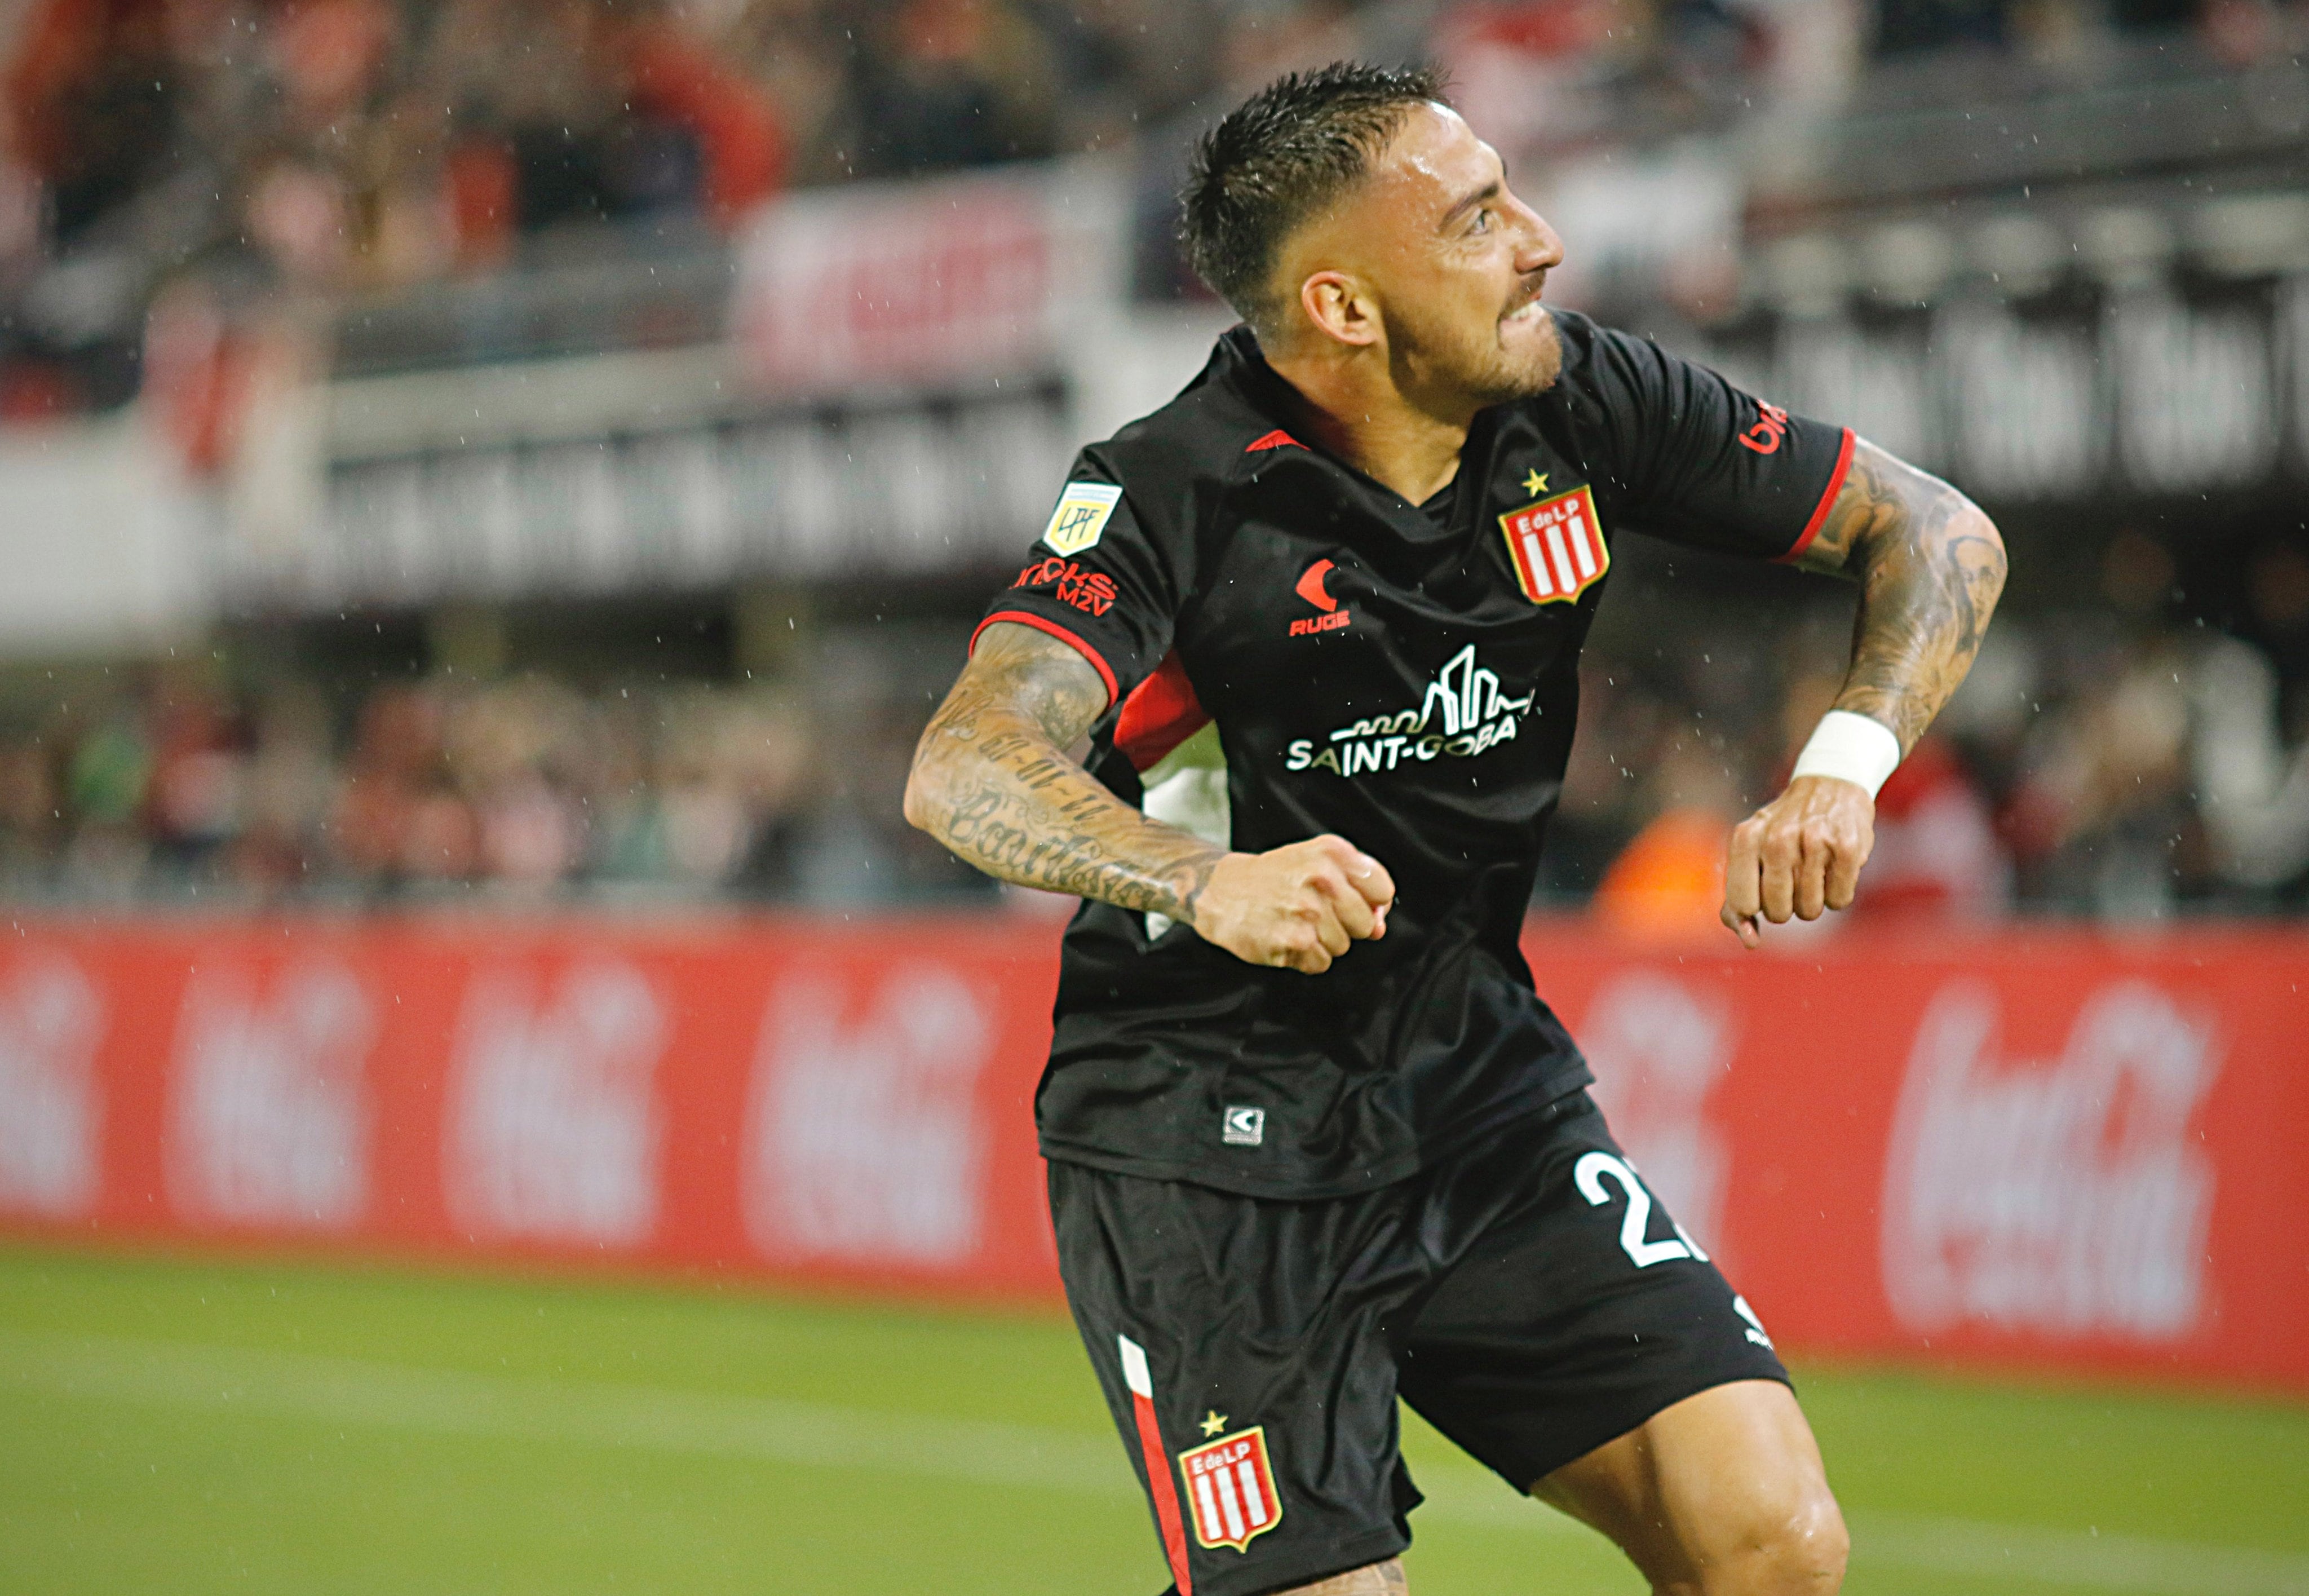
[2,917,2301,1389]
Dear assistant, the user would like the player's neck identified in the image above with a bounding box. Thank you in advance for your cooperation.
[1264,351,1470,507]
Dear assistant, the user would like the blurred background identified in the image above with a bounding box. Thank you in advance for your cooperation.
[1,5,2306,1594]
[0,0,2303,923]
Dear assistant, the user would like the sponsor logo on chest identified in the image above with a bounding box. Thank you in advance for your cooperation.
[1285,644,1535,778]
[1287,559,1349,636]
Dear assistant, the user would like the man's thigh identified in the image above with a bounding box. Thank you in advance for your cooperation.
[1534,1380,1846,1594]
[1047,1159,1426,1596]
[1395,1099,1789,1493]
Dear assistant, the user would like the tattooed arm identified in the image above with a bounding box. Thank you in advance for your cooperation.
[904,622,1395,974]
[1720,439,2007,946]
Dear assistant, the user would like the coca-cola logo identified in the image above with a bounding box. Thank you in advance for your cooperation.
[443,962,667,1248]
[1881,980,2220,1342]
[0,954,105,1218]
[1581,970,1735,1258]
[744,965,993,1268]
[167,962,373,1228]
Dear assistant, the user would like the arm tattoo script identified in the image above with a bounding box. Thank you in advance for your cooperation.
[903,623,1227,921]
[1790,439,2008,753]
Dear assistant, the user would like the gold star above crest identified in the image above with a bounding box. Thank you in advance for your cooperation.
[1200,1410,1229,1438]
[1522,468,1550,497]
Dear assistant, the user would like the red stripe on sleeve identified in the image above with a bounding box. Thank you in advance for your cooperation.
[1132,1391,1194,1594]
[1114,649,1210,772]
[971,610,1120,706]
[1776,427,1855,565]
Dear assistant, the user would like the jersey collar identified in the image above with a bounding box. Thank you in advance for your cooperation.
[1210,327,1486,524]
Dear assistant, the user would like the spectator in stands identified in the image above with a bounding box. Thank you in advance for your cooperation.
[1590,734,1745,941]
[846,0,1061,176]
[230,682,333,896]
[0,736,61,890]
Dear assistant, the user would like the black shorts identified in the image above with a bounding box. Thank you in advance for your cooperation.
[1050,1093,1789,1596]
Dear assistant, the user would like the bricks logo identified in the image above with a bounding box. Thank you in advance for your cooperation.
[1179,1427,1282,1553]
[167,962,373,1229]
[1498,483,1608,605]
[1013,555,1118,617]
[444,962,668,1247]
[1737,399,1791,455]
[1285,644,1534,777]
[746,965,994,1267]
[1882,980,2220,1341]
[0,954,104,1219]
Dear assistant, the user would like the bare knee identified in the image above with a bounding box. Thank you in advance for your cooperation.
[1705,1487,1847,1595]
[1270,1555,1407,1594]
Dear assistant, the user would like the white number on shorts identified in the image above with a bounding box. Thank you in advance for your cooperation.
[1573,1151,1708,1269]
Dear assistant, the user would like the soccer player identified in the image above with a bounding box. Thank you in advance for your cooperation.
[904,64,2005,1596]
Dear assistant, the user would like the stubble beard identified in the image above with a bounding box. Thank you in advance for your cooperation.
[1401,297,1564,411]
[1469,301,1563,406]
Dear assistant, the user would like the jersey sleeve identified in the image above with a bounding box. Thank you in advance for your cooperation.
[971,447,1187,709]
[1581,325,1855,564]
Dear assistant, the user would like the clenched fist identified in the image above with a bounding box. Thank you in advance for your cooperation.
[1721,775,1876,948]
[1194,835,1396,974]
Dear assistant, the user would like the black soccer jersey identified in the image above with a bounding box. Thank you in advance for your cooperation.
[974,312,1853,1198]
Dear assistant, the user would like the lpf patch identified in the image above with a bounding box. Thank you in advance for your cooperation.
[1499,484,1608,605]
[1178,1426,1282,1552]
[1041,481,1123,556]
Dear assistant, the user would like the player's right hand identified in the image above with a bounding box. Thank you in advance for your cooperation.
[1192,836,1396,974]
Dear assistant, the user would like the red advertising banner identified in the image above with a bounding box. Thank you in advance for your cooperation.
[0,915,2302,1390]
[0,917,1064,1301]
[729,166,1121,395]
[1531,926,2309,1393]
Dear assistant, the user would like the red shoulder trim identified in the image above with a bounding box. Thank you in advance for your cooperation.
[1245,429,1305,453]
[1114,649,1211,773]
[1776,427,1855,565]
[971,611,1119,706]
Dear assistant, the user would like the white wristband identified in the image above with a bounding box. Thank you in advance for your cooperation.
[1790,710,1902,798]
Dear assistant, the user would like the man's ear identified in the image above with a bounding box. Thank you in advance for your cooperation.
[1299,271,1380,348]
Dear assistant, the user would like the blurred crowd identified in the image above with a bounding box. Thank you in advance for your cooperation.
[0,625,992,908]
[5,534,2306,922]
[6,0,2292,417]
[1,0,2303,926]
[0,0,1215,417]
[1547,533,2309,929]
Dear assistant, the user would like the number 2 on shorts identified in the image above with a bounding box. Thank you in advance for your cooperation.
[1574,1151,1710,1269]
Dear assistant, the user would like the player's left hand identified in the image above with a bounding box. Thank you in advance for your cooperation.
[1719,775,1876,949]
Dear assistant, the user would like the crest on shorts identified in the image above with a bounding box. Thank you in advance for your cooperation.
[1178,1425,1282,1552]
[1498,483,1608,605]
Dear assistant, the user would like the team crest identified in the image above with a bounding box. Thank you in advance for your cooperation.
[1178,1425,1282,1552]
[1041,481,1123,556]
[1499,483,1608,605]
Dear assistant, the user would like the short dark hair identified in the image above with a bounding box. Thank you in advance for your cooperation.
[1180,61,1450,341]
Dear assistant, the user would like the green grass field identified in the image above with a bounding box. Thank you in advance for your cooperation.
[2,1243,2304,1595]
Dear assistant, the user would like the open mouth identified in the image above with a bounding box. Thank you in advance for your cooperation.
[1501,281,1548,325]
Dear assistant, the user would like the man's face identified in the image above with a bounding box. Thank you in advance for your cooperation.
[1295,103,1566,407]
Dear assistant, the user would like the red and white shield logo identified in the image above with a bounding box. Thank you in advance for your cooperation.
[1499,484,1609,605]
[1178,1427,1282,1553]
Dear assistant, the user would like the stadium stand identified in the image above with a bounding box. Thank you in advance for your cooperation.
[0,0,2304,914]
